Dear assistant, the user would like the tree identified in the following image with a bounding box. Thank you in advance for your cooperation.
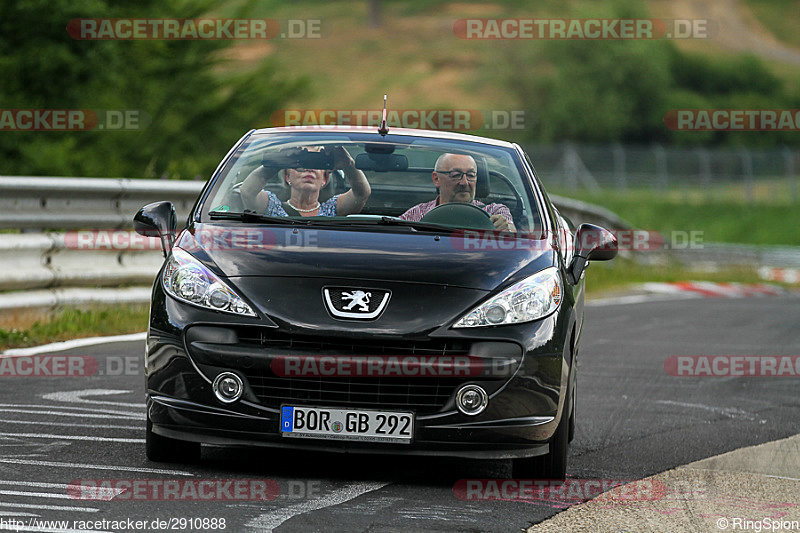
[0,0,308,178]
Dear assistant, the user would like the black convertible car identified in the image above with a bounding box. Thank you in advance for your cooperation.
[135,125,616,479]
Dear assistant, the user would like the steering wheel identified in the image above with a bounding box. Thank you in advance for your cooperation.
[420,202,496,230]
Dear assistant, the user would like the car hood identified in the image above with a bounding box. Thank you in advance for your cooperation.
[176,223,555,291]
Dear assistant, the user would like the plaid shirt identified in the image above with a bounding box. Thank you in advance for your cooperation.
[399,197,514,225]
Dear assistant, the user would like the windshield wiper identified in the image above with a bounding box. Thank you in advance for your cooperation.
[376,216,458,233]
[208,211,457,232]
[208,210,311,224]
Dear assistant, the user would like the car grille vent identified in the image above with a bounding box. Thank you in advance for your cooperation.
[233,327,472,414]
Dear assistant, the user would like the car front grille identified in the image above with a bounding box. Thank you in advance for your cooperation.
[234,328,472,414]
[244,375,462,414]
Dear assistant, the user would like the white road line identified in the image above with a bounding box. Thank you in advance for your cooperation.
[0,501,98,512]
[1,332,146,356]
[587,292,699,307]
[640,282,693,294]
[680,467,800,482]
[0,409,141,420]
[0,459,193,476]
[0,404,142,415]
[0,433,144,443]
[0,420,139,430]
[0,480,78,489]
[246,482,389,532]
[0,486,123,502]
[655,400,764,422]
[0,489,73,500]
[41,390,143,409]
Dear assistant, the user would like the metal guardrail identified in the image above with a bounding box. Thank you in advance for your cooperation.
[669,243,800,269]
[0,176,794,316]
[547,194,630,232]
[0,176,629,232]
[0,232,162,291]
[0,176,633,314]
[0,176,201,229]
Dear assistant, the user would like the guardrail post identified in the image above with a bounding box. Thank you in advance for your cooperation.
[653,144,667,191]
[784,147,797,204]
[563,142,578,190]
[612,143,627,191]
[695,147,711,201]
[738,147,754,204]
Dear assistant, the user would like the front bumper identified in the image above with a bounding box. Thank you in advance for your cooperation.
[145,281,574,460]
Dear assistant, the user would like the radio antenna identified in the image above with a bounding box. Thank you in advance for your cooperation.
[378,94,389,136]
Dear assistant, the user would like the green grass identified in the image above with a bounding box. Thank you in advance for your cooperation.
[0,304,149,352]
[551,189,800,246]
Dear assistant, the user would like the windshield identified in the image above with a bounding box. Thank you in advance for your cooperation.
[201,132,542,233]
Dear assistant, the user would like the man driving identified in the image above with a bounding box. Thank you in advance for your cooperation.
[399,153,515,231]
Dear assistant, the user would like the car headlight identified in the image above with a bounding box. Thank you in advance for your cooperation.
[162,248,255,316]
[453,267,562,328]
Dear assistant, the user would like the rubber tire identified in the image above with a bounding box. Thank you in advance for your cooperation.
[146,418,201,463]
[568,385,576,443]
[512,386,571,480]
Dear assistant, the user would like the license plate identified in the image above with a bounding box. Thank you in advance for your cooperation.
[280,406,414,443]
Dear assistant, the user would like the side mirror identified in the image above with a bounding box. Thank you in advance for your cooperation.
[567,223,618,285]
[134,201,177,258]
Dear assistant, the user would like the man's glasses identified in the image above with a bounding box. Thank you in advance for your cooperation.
[437,169,478,182]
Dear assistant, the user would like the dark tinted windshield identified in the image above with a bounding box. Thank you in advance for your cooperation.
[202,132,542,232]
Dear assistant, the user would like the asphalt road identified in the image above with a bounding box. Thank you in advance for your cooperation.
[0,296,798,532]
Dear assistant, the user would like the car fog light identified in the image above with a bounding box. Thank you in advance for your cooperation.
[456,384,488,416]
[213,372,243,403]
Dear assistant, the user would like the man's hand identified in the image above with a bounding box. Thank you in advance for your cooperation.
[490,214,515,232]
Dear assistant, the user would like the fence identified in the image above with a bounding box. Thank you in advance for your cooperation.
[526,143,800,202]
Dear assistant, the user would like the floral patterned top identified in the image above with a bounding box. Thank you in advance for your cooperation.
[264,190,340,217]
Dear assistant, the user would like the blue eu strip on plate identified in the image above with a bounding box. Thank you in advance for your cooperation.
[281,406,294,432]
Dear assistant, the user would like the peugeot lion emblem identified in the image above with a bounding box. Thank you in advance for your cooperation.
[323,287,391,320]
